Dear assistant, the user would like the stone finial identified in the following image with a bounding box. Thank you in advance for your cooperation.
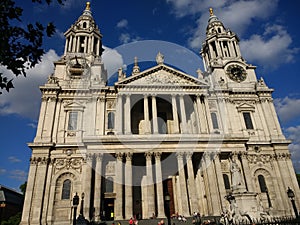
[209,8,214,16]
[86,2,91,11]
[132,56,140,75]
[197,68,203,79]
[156,52,164,65]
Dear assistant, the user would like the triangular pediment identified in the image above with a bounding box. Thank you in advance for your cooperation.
[64,102,85,111]
[236,103,255,112]
[116,64,207,87]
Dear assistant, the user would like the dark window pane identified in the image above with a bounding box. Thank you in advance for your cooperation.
[258,175,267,193]
[211,112,219,129]
[62,179,71,200]
[223,174,230,190]
[243,112,254,129]
[108,112,115,129]
[68,112,78,130]
[106,177,113,193]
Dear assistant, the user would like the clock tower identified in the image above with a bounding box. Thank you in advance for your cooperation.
[201,8,257,90]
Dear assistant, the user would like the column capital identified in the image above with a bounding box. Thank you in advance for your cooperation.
[125,152,133,161]
[185,152,193,160]
[95,153,103,161]
[145,152,153,160]
[154,152,162,160]
[115,152,124,161]
[176,152,184,159]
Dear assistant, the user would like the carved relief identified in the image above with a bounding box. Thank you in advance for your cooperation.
[130,71,196,85]
[54,158,82,172]
[247,154,273,164]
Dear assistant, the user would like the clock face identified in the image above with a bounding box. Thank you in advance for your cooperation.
[226,64,247,82]
[66,56,90,77]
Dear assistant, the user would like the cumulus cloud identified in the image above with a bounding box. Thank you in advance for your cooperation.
[274,97,300,124]
[116,19,128,29]
[9,170,28,182]
[240,25,299,69]
[8,156,22,163]
[0,49,60,120]
[102,46,124,79]
[285,126,300,173]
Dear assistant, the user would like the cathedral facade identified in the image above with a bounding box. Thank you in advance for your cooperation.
[21,3,300,225]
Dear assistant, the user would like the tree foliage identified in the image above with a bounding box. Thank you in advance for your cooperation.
[1,212,22,225]
[0,0,64,94]
[19,181,27,195]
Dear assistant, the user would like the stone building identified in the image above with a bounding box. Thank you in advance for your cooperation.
[20,3,300,225]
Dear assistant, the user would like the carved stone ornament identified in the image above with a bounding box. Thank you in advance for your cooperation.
[55,158,82,171]
[247,154,273,164]
[130,71,195,86]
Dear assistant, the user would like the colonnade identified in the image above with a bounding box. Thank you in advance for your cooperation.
[115,93,211,135]
[86,151,227,221]
[64,34,101,55]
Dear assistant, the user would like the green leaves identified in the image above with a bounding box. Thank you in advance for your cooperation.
[0,0,64,94]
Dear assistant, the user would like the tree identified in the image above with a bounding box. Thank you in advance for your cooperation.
[19,181,27,195]
[0,0,65,94]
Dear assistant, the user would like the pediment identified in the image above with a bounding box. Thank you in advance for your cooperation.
[64,102,85,111]
[116,64,206,87]
[236,103,255,112]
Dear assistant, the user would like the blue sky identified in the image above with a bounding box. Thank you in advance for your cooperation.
[1,0,300,191]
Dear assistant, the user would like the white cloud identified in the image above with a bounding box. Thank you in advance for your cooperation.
[9,170,28,182]
[284,126,300,173]
[102,46,124,79]
[8,156,22,163]
[119,33,131,44]
[274,97,300,124]
[0,49,60,120]
[185,0,279,49]
[0,168,6,175]
[116,19,128,29]
[240,25,299,69]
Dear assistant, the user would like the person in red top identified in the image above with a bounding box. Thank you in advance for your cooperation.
[129,218,134,225]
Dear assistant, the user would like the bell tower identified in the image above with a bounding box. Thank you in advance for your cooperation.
[201,8,257,88]
[53,2,107,86]
[201,8,243,70]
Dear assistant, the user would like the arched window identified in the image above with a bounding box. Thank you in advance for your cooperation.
[61,179,71,199]
[105,177,114,193]
[82,22,87,28]
[108,112,115,129]
[211,112,219,129]
[223,174,230,190]
[258,175,267,193]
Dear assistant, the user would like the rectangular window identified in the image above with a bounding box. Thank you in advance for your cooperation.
[68,112,78,130]
[211,112,219,129]
[243,112,254,129]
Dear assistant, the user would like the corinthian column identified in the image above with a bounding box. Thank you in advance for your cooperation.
[94,153,103,222]
[144,94,151,134]
[176,152,189,216]
[171,94,180,134]
[115,152,124,220]
[186,152,199,213]
[125,153,133,219]
[152,96,158,134]
[179,95,188,133]
[116,94,123,134]
[155,152,165,218]
[83,153,93,218]
[145,152,155,218]
[125,94,131,134]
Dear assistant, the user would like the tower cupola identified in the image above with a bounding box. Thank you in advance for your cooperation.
[64,2,104,57]
[201,8,243,71]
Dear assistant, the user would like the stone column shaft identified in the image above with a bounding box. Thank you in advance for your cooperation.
[144,95,151,134]
[145,152,155,218]
[116,94,123,134]
[84,154,93,218]
[125,94,131,134]
[196,96,208,133]
[152,96,158,134]
[176,153,189,216]
[115,153,123,220]
[186,153,199,213]
[171,95,180,134]
[155,153,165,218]
[94,154,103,222]
[125,153,133,219]
[179,95,188,133]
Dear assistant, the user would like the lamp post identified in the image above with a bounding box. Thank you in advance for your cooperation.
[287,187,299,218]
[73,193,80,225]
[164,192,171,225]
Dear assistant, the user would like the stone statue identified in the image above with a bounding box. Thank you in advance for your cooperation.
[230,159,242,189]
